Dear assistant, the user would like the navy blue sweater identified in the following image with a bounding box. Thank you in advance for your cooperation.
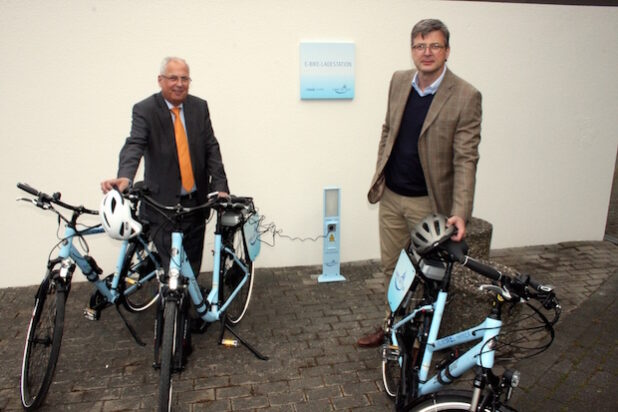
[384,88,434,197]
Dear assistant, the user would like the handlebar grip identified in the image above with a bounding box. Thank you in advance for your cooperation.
[520,274,554,295]
[526,275,542,290]
[229,195,252,203]
[17,182,39,196]
[462,256,503,281]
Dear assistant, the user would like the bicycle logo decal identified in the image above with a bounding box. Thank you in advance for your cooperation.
[394,269,408,291]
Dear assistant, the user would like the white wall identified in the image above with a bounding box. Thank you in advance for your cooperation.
[1,0,616,288]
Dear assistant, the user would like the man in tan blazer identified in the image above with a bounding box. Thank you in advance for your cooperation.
[358,19,482,347]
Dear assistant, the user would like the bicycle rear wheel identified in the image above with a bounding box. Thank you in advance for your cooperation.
[221,226,254,324]
[158,300,177,412]
[122,239,160,312]
[20,274,66,410]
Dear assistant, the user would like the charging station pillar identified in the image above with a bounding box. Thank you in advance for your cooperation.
[318,187,346,283]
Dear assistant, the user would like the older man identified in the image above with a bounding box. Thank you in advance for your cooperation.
[359,19,482,347]
[101,56,229,276]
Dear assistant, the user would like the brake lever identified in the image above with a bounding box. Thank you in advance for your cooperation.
[479,284,513,300]
[16,196,51,210]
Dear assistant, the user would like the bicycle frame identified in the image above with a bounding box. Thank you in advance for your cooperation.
[56,224,158,304]
[388,253,502,397]
[54,224,103,281]
[166,226,251,323]
[104,235,160,302]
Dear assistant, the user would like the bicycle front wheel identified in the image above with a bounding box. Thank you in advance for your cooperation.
[20,275,66,410]
[407,391,509,412]
[408,393,473,412]
[221,226,254,324]
[384,278,427,401]
[382,350,401,398]
[158,300,177,412]
[122,240,160,312]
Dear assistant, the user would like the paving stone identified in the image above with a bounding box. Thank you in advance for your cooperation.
[1,241,616,411]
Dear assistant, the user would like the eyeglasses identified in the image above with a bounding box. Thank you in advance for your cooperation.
[412,43,446,52]
[161,75,192,84]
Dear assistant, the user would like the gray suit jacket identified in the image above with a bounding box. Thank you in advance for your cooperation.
[368,68,482,221]
[117,93,229,210]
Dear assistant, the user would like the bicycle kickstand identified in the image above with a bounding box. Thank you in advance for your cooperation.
[218,314,269,361]
[115,304,146,347]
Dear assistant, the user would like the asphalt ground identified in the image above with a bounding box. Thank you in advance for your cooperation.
[0,240,616,411]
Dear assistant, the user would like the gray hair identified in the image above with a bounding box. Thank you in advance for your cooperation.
[159,56,190,75]
[411,19,450,48]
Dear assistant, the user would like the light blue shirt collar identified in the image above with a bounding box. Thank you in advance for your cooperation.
[165,99,186,128]
[412,65,447,97]
[164,99,183,111]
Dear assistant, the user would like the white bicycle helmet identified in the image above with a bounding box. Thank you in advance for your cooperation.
[410,213,455,255]
[99,190,142,240]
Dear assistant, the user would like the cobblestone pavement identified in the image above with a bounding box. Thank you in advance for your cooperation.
[0,241,616,411]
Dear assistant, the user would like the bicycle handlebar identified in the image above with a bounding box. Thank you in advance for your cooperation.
[464,255,560,314]
[126,186,255,218]
[433,239,560,313]
[17,182,99,215]
[461,255,503,282]
[17,182,41,197]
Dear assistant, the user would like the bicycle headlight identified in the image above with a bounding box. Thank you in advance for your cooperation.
[503,369,521,388]
[169,268,180,291]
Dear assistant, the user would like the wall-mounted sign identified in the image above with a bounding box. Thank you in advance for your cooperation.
[299,42,355,100]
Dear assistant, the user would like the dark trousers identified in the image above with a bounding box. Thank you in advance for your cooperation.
[147,196,207,277]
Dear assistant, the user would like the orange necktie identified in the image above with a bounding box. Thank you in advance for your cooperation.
[171,107,195,192]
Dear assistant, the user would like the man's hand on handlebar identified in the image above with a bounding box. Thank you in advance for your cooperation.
[447,215,466,242]
[101,177,130,194]
[208,191,230,200]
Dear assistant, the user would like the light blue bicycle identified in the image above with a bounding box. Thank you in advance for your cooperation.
[381,214,561,411]
[124,187,266,412]
[17,182,161,411]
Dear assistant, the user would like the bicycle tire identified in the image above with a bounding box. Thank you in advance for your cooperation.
[382,350,401,398]
[121,240,160,312]
[221,226,254,325]
[405,390,510,412]
[158,300,177,412]
[20,274,66,410]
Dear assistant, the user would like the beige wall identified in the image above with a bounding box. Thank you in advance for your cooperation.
[1,0,617,287]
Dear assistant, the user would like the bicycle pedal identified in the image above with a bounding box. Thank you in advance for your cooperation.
[381,344,400,361]
[221,338,239,347]
[83,307,100,321]
[124,277,138,285]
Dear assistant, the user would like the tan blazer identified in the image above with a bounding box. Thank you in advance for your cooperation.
[368,68,482,221]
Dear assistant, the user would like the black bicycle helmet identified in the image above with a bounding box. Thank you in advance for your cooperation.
[410,213,455,255]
